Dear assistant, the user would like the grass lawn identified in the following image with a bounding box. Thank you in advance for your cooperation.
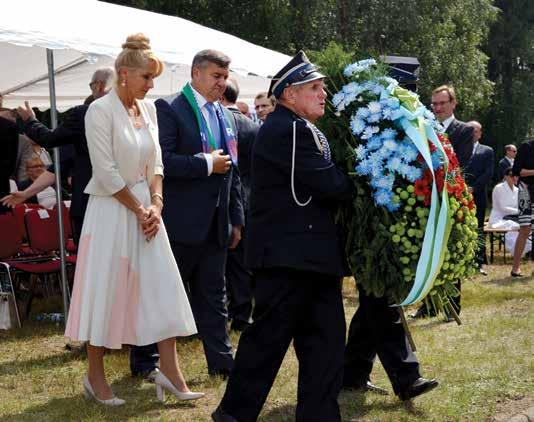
[0,261,532,421]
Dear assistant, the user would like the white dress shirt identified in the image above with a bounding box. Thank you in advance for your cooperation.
[441,114,455,131]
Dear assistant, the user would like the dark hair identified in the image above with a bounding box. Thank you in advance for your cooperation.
[254,91,276,106]
[503,167,514,177]
[223,79,239,104]
[191,49,231,77]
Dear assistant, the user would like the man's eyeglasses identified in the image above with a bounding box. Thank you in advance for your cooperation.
[430,100,450,108]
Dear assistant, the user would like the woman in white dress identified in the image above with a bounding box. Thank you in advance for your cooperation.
[488,168,532,256]
[65,34,203,405]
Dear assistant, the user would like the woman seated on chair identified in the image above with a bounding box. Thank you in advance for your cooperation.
[488,167,532,255]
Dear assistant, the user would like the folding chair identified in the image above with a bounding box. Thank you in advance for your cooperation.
[0,213,23,328]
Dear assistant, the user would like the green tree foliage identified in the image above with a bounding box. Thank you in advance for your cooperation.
[105,0,531,152]
[482,0,534,154]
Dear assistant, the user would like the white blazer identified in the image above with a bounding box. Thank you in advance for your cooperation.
[84,88,163,196]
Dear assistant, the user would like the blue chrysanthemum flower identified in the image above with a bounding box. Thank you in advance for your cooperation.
[356,107,370,119]
[368,101,382,114]
[382,139,398,152]
[362,125,380,139]
[403,146,419,163]
[367,113,382,123]
[371,173,395,191]
[366,135,383,151]
[381,128,397,140]
[374,188,393,207]
[355,160,372,176]
[405,166,423,183]
[355,145,367,160]
[350,116,366,135]
[385,202,401,212]
[386,156,402,173]
[385,97,400,109]
[331,92,345,108]
[381,107,393,120]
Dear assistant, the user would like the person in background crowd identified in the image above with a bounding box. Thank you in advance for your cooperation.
[413,85,474,319]
[213,51,352,422]
[156,49,244,378]
[220,78,260,331]
[19,157,57,209]
[498,144,517,181]
[464,121,494,276]
[510,138,534,277]
[488,167,532,256]
[236,101,251,118]
[0,114,19,214]
[253,91,276,123]
[64,33,203,406]
[0,108,33,184]
[430,85,474,168]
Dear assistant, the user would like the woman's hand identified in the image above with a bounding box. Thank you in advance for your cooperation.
[1,191,28,208]
[135,204,150,228]
[143,203,162,241]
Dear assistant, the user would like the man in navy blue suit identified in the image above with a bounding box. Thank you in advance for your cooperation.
[155,50,244,377]
[464,121,494,274]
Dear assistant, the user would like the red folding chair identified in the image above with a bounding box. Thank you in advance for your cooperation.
[0,212,23,327]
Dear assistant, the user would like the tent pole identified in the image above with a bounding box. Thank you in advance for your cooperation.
[46,48,69,325]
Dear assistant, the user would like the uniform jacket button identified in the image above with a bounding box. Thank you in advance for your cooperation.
[308,224,313,229]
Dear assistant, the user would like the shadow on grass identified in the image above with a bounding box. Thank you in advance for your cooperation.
[0,348,84,377]
[0,375,200,422]
[483,274,533,286]
[257,392,426,422]
[0,322,64,345]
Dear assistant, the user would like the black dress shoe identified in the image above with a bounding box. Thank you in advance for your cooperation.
[479,268,488,276]
[398,377,439,401]
[511,271,523,277]
[212,406,238,422]
[343,380,389,395]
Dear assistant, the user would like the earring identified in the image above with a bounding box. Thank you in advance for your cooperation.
[121,79,126,87]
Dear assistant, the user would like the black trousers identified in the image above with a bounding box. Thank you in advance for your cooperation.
[226,230,253,326]
[170,222,233,374]
[219,268,345,422]
[344,284,420,395]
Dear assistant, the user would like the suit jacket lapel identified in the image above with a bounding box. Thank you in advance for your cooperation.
[176,94,203,152]
[445,118,458,136]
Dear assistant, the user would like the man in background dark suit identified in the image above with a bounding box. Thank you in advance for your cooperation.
[0,114,19,214]
[156,50,244,377]
[464,121,494,274]
[220,78,259,331]
[498,144,517,181]
[413,85,474,319]
[430,85,474,169]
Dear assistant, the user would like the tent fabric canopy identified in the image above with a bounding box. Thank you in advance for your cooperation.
[1,0,290,110]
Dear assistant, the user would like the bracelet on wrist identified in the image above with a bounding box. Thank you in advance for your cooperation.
[151,193,163,203]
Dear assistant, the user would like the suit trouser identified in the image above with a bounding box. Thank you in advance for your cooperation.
[344,284,420,395]
[225,231,253,326]
[170,224,233,374]
[219,268,345,422]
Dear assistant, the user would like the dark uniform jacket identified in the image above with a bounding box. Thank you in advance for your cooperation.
[446,118,474,169]
[23,105,91,218]
[464,142,494,210]
[155,94,244,247]
[245,105,352,277]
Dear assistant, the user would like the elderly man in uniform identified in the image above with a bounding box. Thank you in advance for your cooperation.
[212,51,352,422]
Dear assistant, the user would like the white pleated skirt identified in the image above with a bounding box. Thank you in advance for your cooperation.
[65,180,197,348]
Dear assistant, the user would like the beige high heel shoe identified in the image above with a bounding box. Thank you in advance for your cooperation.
[83,375,126,406]
[154,371,204,402]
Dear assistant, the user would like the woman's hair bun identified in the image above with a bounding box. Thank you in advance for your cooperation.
[122,33,151,51]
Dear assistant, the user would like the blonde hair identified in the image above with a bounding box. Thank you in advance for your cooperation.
[26,157,45,169]
[432,85,456,102]
[114,33,164,82]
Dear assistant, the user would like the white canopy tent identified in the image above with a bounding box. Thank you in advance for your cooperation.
[0,0,289,109]
[0,0,289,325]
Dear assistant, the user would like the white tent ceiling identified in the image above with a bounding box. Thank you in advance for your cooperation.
[0,0,289,110]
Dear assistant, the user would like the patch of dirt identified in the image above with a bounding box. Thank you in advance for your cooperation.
[491,392,534,421]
